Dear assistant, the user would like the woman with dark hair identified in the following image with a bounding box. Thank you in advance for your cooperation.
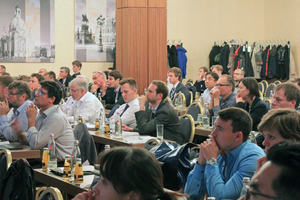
[72,147,186,200]
[236,77,269,131]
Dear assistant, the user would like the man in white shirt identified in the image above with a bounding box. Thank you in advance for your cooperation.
[91,71,108,97]
[67,77,103,124]
[202,72,219,104]
[111,78,140,128]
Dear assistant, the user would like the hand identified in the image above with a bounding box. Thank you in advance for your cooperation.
[26,102,37,128]
[91,85,99,93]
[256,156,267,173]
[122,125,133,132]
[57,75,63,80]
[0,98,11,116]
[11,118,27,143]
[138,95,147,110]
[72,190,94,200]
[197,146,206,166]
[200,135,220,161]
[236,93,245,103]
[210,88,220,99]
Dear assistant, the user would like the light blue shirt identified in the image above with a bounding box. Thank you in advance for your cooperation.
[184,140,265,200]
[0,100,32,141]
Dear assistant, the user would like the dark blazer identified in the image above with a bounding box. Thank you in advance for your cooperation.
[72,72,81,79]
[102,87,125,109]
[135,101,184,144]
[236,96,269,131]
[59,75,74,88]
[174,81,191,107]
[55,79,66,98]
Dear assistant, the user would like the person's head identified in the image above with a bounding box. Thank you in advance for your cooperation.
[168,67,182,84]
[30,73,44,91]
[72,60,82,73]
[69,78,88,101]
[59,67,70,79]
[119,78,137,103]
[0,65,6,73]
[76,75,89,85]
[38,68,47,77]
[92,71,106,89]
[238,77,260,100]
[16,75,30,82]
[216,75,235,98]
[95,147,169,200]
[35,80,62,111]
[257,108,300,152]
[292,78,300,88]
[233,68,245,84]
[107,70,123,89]
[211,65,223,77]
[146,80,168,106]
[1,72,10,76]
[205,72,219,90]
[44,71,56,81]
[211,107,252,154]
[198,66,208,80]
[7,81,31,108]
[246,141,300,200]
[107,67,114,73]
[0,75,14,101]
[272,82,300,109]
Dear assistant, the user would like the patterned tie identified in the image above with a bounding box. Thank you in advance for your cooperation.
[120,104,129,117]
[170,87,176,100]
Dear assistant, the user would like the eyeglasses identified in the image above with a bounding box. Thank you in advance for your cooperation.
[244,185,283,200]
[6,92,22,96]
[233,73,241,75]
[35,89,48,96]
[70,89,79,93]
[215,84,230,88]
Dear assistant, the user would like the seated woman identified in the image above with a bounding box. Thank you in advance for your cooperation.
[256,108,300,171]
[72,147,186,200]
[236,77,269,131]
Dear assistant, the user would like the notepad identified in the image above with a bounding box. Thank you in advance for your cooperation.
[0,143,23,150]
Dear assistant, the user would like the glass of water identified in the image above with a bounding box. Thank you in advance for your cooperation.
[156,124,164,141]
[109,118,115,138]
[202,116,209,130]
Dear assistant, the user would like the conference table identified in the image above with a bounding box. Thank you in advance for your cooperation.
[194,127,211,137]
[0,142,41,160]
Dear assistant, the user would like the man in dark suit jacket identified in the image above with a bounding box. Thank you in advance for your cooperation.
[168,67,191,107]
[135,80,184,144]
[71,60,82,78]
[102,70,125,109]
[58,67,74,88]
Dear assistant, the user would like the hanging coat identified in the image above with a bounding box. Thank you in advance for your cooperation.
[219,44,230,74]
[168,45,178,68]
[177,47,188,79]
[209,45,221,67]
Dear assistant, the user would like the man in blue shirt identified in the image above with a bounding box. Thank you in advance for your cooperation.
[184,107,265,200]
[0,80,32,141]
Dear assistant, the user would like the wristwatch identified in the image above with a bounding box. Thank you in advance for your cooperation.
[206,157,217,165]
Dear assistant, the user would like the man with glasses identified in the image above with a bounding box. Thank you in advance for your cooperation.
[12,80,74,161]
[239,141,300,200]
[208,75,236,117]
[0,81,32,141]
[233,68,245,92]
[184,107,265,200]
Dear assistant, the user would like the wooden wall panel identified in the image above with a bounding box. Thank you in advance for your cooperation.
[148,0,167,8]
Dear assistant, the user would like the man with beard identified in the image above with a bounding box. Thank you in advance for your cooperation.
[0,81,32,141]
[135,80,184,144]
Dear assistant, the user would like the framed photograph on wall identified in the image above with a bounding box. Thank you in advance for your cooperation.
[75,0,116,62]
[0,0,55,63]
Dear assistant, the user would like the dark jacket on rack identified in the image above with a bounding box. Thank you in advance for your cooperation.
[209,45,221,67]
[267,45,277,79]
[219,44,230,74]
[260,45,270,78]
[234,45,254,77]
[284,45,290,80]
[177,47,188,79]
[168,45,178,68]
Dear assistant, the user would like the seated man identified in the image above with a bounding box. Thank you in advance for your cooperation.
[29,73,44,101]
[184,107,265,200]
[12,80,74,161]
[71,60,82,78]
[102,70,125,109]
[193,66,208,94]
[239,141,300,200]
[135,80,184,144]
[211,64,223,77]
[209,75,236,117]
[67,78,102,124]
[233,68,245,93]
[44,71,66,98]
[58,66,74,88]
[202,72,219,104]
[91,71,107,97]
[271,82,300,109]
[111,78,140,128]
[0,81,32,141]
[38,68,47,77]
[168,67,191,107]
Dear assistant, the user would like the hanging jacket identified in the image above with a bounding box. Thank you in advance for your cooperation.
[177,47,188,79]
[219,44,230,74]
[168,45,178,68]
[267,45,277,78]
[251,44,262,79]
[276,45,285,79]
[227,46,235,76]
[284,45,290,80]
[260,46,270,78]
[234,45,254,77]
[209,45,221,67]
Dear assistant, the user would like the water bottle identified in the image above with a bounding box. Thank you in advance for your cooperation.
[71,140,81,182]
[240,177,251,197]
[249,131,257,144]
[143,88,147,96]
[47,133,57,171]
[74,105,80,128]
[95,117,100,134]
[204,103,209,117]
[97,93,102,101]
[177,92,183,108]
[100,108,105,134]
[115,111,122,140]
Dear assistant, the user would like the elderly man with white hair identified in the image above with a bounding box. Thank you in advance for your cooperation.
[65,76,103,124]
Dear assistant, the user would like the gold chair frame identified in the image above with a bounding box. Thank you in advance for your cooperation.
[260,80,269,95]
[0,149,12,170]
[187,101,204,116]
[172,92,186,107]
[38,187,63,200]
[179,114,195,143]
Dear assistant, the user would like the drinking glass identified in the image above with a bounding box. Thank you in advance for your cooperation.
[196,113,202,127]
[202,116,209,130]
[211,116,217,128]
[156,124,164,141]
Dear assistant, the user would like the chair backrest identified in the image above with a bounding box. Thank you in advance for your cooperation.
[259,91,264,101]
[186,79,194,85]
[38,187,63,200]
[172,92,186,107]
[265,83,276,98]
[165,97,172,104]
[274,80,281,85]
[0,149,12,182]
[260,80,269,95]
[144,138,161,151]
[36,187,46,200]
[264,99,272,110]
[107,104,120,118]
[73,122,97,165]
[179,114,195,143]
[258,82,264,94]
[186,102,203,121]
[189,91,193,105]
